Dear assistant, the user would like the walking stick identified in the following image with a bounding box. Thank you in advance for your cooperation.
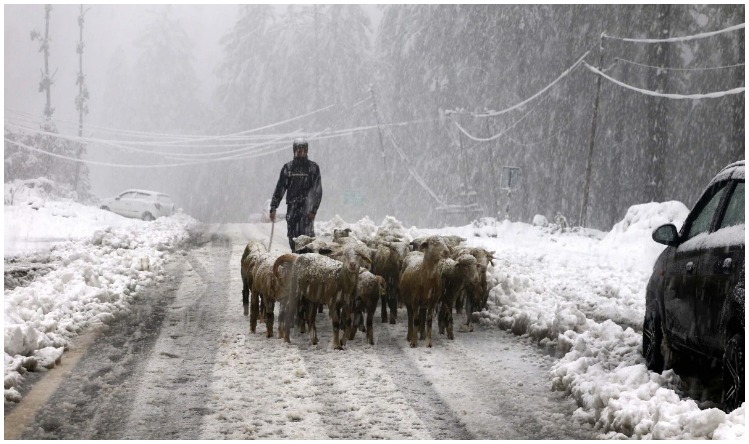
[268,219,275,252]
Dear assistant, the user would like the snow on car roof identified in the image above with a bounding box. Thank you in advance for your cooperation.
[121,189,172,197]
[710,160,745,185]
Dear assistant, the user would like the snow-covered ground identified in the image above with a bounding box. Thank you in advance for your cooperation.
[3,181,744,439]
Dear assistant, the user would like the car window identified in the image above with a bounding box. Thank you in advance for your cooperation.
[120,192,135,198]
[136,192,153,199]
[684,182,729,240]
[718,181,745,229]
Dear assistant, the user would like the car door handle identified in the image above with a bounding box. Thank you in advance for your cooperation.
[685,262,695,273]
[721,258,733,274]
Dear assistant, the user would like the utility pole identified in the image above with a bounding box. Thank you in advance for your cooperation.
[456,112,471,205]
[73,5,89,193]
[369,84,389,184]
[31,4,55,126]
[579,33,605,228]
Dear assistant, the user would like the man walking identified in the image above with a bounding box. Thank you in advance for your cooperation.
[269,137,323,251]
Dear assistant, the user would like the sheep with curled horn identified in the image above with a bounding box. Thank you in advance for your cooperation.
[370,240,410,324]
[399,235,450,348]
[273,244,371,349]
[241,239,270,331]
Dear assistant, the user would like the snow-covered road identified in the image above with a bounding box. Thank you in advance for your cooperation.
[7,224,595,439]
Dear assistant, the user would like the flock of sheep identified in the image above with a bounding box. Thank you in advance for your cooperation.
[240,228,494,349]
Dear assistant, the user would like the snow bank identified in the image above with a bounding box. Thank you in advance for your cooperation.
[600,201,690,272]
[4,183,199,402]
[550,321,744,439]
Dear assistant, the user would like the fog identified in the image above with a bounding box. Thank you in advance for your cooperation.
[4,5,743,229]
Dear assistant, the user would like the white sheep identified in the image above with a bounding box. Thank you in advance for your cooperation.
[273,244,370,349]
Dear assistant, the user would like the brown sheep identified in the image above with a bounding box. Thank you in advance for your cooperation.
[437,254,481,339]
[453,246,495,326]
[273,245,370,349]
[370,241,409,324]
[348,270,387,345]
[399,236,450,347]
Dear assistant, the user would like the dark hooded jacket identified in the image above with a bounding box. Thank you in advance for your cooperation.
[270,157,322,220]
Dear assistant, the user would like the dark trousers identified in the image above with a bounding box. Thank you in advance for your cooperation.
[286,205,315,252]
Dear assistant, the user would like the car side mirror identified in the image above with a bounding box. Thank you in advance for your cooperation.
[652,224,679,246]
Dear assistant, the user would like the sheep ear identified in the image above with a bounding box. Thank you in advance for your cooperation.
[357,252,372,264]
[319,247,333,255]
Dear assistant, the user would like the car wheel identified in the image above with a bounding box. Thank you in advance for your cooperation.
[142,212,155,221]
[722,333,744,412]
[643,311,664,372]
[101,206,109,211]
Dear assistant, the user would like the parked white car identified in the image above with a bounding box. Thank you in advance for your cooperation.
[260,198,285,223]
[100,189,176,221]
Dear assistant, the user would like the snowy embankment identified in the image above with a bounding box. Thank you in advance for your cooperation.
[4,179,199,402]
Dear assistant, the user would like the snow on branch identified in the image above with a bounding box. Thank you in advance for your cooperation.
[462,51,590,118]
[583,62,745,99]
[603,22,744,43]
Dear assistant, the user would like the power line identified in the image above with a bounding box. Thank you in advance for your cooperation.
[463,50,590,118]
[384,126,445,207]
[614,57,745,72]
[583,62,745,99]
[453,106,536,142]
[603,22,744,43]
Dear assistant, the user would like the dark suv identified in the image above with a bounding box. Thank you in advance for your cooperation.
[643,160,744,411]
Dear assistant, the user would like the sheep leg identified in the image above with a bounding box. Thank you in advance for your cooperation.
[418,307,427,340]
[258,295,266,324]
[277,301,285,339]
[438,302,446,335]
[388,288,398,324]
[366,304,375,345]
[406,305,417,348]
[297,299,307,334]
[242,285,250,317]
[446,300,454,340]
[348,306,359,341]
[318,303,324,314]
[426,303,435,348]
[286,297,299,343]
[250,291,259,333]
[464,297,474,332]
[308,301,319,345]
[265,299,275,339]
[331,305,343,350]
[380,293,388,323]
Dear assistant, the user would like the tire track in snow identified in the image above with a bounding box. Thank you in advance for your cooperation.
[120,233,231,439]
[406,327,596,439]
[16,257,187,439]
[199,241,330,439]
